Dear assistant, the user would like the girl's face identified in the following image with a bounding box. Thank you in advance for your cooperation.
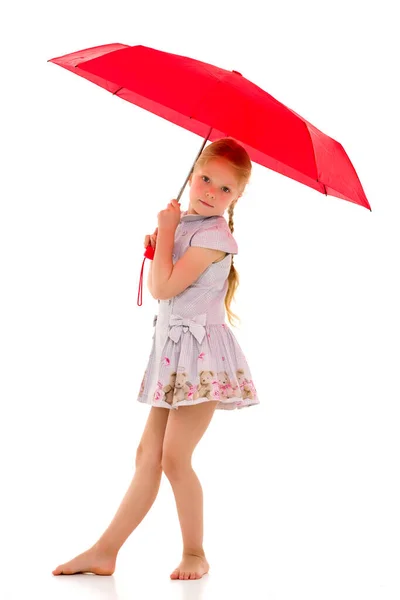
[187,157,241,216]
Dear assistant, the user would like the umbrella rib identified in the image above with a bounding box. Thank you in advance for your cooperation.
[319,181,327,195]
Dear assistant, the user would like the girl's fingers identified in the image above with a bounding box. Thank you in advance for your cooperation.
[144,231,158,248]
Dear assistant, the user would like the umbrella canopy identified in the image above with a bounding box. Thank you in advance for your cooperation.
[48,43,371,211]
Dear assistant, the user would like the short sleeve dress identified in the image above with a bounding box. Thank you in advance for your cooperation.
[137,211,259,410]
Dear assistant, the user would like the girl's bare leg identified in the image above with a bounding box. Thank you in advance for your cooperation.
[52,407,170,575]
[162,401,219,581]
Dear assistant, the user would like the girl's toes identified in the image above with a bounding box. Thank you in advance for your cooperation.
[189,572,196,579]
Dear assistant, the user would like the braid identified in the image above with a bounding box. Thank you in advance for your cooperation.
[225,199,241,327]
[227,199,237,234]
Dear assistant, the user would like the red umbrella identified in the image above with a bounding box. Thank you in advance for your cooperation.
[48,43,370,211]
[48,43,371,305]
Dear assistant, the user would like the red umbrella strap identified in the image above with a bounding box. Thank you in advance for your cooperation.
[137,245,155,306]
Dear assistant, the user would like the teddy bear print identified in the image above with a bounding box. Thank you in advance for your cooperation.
[236,368,254,400]
[217,371,242,399]
[162,372,177,405]
[172,371,192,406]
[139,370,146,396]
[193,370,215,401]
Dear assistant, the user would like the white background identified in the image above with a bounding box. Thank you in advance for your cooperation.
[1,0,399,598]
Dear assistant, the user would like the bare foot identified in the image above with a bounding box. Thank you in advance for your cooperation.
[52,544,117,576]
[170,553,210,580]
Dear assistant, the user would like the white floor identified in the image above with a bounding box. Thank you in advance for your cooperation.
[4,409,399,600]
[8,535,400,600]
[6,535,400,600]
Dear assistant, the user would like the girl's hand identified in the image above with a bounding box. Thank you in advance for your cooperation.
[157,199,181,231]
[144,227,158,249]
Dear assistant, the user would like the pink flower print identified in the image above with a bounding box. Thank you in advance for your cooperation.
[153,380,163,402]
[187,384,196,400]
[207,333,211,339]
[198,352,206,361]
[222,356,225,361]
[153,389,163,402]
[211,380,221,400]
[162,356,170,367]
[239,380,246,390]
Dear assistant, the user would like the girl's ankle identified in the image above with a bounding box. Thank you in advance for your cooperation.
[183,548,206,559]
[93,540,119,557]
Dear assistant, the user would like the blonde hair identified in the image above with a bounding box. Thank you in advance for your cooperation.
[192,137,252,328]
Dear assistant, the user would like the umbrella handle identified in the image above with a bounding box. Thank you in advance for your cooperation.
[144,244,155,260]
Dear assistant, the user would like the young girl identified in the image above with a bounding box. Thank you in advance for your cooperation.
[52,138,259,581]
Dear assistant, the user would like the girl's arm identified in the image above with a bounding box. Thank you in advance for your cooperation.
[147,260,156,298]
[151,227,175,299]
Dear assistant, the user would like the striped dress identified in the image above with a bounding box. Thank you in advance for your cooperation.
[137,211,259,410]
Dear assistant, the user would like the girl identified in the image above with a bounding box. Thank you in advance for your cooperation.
[52,138,259,581]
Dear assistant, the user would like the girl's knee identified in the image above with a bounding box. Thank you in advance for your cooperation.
[135,444,163,470]
[161,449,191,478]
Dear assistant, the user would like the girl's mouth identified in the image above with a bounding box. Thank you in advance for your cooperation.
[200,199,213,207]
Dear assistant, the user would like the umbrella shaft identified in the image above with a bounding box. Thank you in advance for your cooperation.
[177,126,213,202]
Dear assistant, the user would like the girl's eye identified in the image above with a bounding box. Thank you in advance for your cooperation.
[202,176,230,193]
